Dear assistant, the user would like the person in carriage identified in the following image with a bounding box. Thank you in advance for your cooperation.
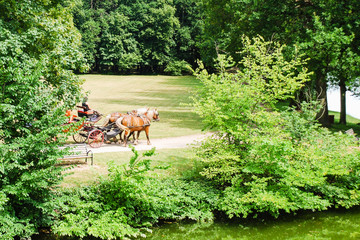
[77,97,93,117]
[77,97,102,122]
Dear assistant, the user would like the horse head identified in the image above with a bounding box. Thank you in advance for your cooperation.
[151,108,160,121]
[136,107,160,121]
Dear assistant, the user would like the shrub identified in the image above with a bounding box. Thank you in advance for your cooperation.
[192,36,360,218]
[53,147,218,239]
[164,60,192,75]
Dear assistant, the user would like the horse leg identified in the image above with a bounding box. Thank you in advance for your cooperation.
[145,127,151,145]
[134,131,141,145]
[118,130,124,144]
[135,131,140,142]
[127,132,134,143]
[123,130,130,147]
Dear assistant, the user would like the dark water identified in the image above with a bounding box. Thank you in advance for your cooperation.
[34,207,360,240]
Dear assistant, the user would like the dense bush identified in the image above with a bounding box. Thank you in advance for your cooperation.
[192,36,360,218]
[164,60,192,75]
[0,1,85,238]
[54,148,218,239]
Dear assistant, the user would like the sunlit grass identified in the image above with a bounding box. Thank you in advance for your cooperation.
[61,148,195,188]
[76,74,204,139]
[329,110,360,136]
[61,74,204,187]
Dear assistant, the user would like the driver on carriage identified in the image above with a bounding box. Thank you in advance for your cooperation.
[77,97,102,122]
[78,97,94,117]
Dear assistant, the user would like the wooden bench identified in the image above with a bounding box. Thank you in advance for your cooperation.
[58,143,94,165]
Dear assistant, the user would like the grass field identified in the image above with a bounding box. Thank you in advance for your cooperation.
[79,74,204,138]
[61,148,196,188]
[62,75,204,187]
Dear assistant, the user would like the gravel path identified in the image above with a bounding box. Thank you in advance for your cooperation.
[90,132,212,153]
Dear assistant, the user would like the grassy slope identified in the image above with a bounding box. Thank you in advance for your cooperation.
[62,75,360,187]
[62,75,203,187]
[329,111,360,135]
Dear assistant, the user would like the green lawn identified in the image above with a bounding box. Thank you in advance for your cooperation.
[329,111,360,135]
[63,75,360,188]
[61,148,196,188]
[78,74,204,139]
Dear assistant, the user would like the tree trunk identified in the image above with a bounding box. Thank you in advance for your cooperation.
[339,78,347,124]
[316,75,329,126]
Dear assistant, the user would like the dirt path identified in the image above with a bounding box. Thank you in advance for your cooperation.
[90,132,213,153]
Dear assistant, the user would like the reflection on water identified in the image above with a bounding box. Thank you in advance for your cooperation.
[33,207,360,240]
[147,207,360,240]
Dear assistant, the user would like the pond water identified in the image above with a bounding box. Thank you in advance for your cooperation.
[34,207,360,240]
[146,207,360,240]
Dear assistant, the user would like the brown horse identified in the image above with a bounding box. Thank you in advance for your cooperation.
[102,111,135,127]
[115,110,158,147]
[102,108,159,144]
[102,108,159,126]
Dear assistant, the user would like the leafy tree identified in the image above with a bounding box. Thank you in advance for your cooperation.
[192,36,360,218]
[200,0,360,125]
[73,0,203,74]
[172,0,204,68]
[0,0,86,238]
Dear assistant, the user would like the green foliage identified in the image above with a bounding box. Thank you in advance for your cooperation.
[54,148,217,239]
[73,0,203,73]
[0,1,86,238]
[192,36,360,219]
[200,0,360,124]
[193,36,310,135]
[164,60,192,75]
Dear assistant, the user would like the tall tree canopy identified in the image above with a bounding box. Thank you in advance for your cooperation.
[73,0,203,74]
[0,0,86,238]
[201,0,360,125]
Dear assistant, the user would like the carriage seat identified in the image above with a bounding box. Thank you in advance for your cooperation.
[65,110,78,123]
[77,106,91,118]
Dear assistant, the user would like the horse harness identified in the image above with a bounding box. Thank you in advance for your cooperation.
[126,115,151,128]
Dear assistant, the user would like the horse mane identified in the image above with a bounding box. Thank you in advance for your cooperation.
[135,107,158,119]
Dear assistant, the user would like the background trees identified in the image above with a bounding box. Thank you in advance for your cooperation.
[73,0,203,74]
[200,0,360,125]
[0,0,85,238]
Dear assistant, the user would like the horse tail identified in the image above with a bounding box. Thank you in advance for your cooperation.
[115,117,130,132]
[102,114,112,127]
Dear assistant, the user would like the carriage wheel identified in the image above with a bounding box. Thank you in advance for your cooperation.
[88,129,104,148]
[73,130,87,143]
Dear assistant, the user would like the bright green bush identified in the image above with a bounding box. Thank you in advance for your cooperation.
[164,60,192,75]
[54,148,218,239]
[192,36,360,218]
[0,1,85,238]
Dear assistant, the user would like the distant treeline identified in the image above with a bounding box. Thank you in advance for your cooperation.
[72,0,204,75]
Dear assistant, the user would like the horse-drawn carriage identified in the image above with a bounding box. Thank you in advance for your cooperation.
[67,107,122,148]
[66,106,159,148]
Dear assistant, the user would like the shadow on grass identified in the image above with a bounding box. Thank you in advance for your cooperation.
[330,122,360,136]
[329,111,360,136]
[154,110,204,131]
[100,88,195,108]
